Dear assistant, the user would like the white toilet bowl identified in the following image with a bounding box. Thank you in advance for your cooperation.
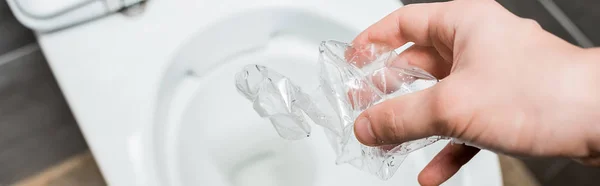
[23,0,503,186]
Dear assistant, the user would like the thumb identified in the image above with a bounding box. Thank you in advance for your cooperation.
[354,84,448,146]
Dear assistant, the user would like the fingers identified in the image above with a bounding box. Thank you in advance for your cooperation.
[418,144,480,186]
[352,2,455,49]
[346,2,456,70]
[351,0,505,147]
[371,45,449,93]
[347,45,450,107]
[393,45,451,79]
[354,83,444,146]
[347,83,381,110]
[344,42,395,68]
[352,0,509,63]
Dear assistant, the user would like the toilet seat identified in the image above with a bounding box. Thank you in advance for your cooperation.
[31,0,503,186]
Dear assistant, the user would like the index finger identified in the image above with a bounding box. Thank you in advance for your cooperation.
[352,1,458,49]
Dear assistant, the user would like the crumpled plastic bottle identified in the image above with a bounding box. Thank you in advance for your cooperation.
[235,40,445,180]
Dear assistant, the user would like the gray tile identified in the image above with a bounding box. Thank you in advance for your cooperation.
[553,0,600,46]
[401,0,579,46]
[546,161,600,186]
[0,1,36,55]
[0,124,87,185]
[519,157,571,184]
[496,0,578,46]
[520,157,600,186]
[0,47,87,185]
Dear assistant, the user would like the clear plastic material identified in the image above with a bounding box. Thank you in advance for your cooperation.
[235,40,444,180]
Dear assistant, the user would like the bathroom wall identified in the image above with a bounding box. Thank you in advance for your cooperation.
[551,0,600,45]
[402,0,598,47]
[0,2,88,185]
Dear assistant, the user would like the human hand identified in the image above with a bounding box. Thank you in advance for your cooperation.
[351,0,600,185]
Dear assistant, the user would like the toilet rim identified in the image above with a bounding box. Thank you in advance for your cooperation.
[34,0,499,185]
[152,8,358,185]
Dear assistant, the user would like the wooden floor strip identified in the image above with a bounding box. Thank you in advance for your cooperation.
[12,151,106,186]
[12,151,537,186]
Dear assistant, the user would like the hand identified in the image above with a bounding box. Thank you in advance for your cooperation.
[351,0,600,185]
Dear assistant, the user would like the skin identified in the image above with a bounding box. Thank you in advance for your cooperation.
[351,0,600,185]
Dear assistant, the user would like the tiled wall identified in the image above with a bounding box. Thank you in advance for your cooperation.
[496,0,579,45]
[0,2,88,185]
[552,0,600,45]
[402,0,598,47]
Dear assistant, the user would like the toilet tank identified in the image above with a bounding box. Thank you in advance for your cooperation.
[6,0,145,32]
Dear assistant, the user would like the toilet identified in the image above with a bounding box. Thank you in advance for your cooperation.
[8,0,503,186]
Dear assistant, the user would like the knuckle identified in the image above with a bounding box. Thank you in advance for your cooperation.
[513,18,543,40]
[520,18,542,29]
[456,0,505,21]
[368,107,400,143]
[380,108,402,142]
[429,83,461,135]
[455,0,495,10]
[429,84,450,119]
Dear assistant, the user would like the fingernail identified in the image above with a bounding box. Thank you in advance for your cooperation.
[355,117,377,145]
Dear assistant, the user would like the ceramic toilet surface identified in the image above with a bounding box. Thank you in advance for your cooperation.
[35,0,502,186]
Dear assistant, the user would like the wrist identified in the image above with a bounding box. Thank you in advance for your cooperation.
[580,48,600,161]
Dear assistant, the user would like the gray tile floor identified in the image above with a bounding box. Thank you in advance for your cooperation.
[546,162,600,186]
[0,46,88,185]
[519,156,600,186]
[12,151,106,186]
[0,1,88,185]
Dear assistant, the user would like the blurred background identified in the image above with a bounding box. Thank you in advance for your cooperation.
[0,0,599,186]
